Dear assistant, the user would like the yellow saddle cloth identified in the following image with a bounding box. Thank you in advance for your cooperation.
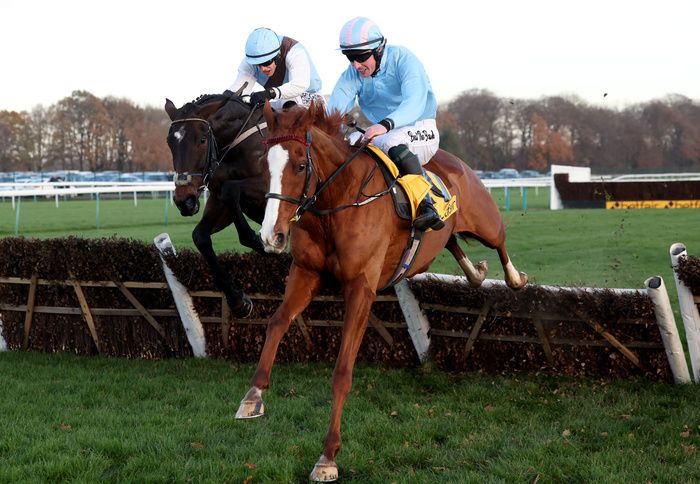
[365,145,457,224]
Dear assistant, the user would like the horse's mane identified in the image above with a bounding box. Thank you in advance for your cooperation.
[313,108,345,141]
[177,93,241,118]
[191,93,230,105]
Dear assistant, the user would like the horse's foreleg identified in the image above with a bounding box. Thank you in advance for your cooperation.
[497,246,528,290]
[220,180,266,255]
[310,278,374,482]
[192,221,252,318]
[446,235,488,287]
[236,264,321,419]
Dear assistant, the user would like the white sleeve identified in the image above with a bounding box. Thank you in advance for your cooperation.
[227,59,256,94]
[276,45,311,100]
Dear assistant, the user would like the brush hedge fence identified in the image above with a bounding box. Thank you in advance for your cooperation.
[0,237,681,381]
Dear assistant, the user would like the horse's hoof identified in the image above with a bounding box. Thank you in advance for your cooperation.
[309,455,338,482]
[518,271,529,288]
[235,387,265,419]
[232,294,253,319]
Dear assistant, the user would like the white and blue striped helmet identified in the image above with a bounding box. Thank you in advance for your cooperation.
[245,27,281,64]
[338,17,384,52]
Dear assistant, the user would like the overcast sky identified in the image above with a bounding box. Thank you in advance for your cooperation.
[1,0,698,113]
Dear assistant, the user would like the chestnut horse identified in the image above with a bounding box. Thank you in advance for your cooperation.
[165,90,268,318]
[236,102,528,481]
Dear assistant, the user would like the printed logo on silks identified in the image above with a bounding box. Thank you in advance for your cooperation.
[408,129,436,142]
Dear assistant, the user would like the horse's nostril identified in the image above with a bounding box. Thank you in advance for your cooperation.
[274,233,285,247]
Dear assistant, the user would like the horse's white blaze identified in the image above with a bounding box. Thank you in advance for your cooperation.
[173,126,185,142]
[260,145,289,247]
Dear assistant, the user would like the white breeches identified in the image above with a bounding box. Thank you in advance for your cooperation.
[349,119,439,165]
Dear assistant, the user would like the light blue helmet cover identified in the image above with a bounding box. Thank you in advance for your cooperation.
[245,27,281,64]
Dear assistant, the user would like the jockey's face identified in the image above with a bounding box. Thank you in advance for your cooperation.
[349,54,376,77]
[259,60,277,77]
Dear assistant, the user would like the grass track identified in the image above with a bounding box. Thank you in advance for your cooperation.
[1,352,699,482]
[2,189,700,481]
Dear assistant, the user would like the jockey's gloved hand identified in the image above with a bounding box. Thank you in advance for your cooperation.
[250,88,275,106]
[223,89,235,98]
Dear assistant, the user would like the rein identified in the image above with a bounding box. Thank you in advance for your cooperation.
[170,100,265,190]
[264,132,390,222]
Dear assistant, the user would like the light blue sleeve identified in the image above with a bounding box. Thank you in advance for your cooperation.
[385,51,429,128]
[327,68,360,116]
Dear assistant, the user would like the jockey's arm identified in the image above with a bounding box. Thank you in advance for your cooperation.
[384,56,429,129]
[227,59,257,95]
[276,46,312,100]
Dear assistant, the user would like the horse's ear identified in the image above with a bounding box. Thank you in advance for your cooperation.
[263,101,276,131]
[307,99,322,123]
[165,98,177,121]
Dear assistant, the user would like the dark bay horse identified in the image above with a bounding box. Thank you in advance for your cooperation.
[164,90,268,317]
[235,101,528,481]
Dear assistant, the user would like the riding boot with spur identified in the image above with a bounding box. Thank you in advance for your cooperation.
[388,144,445,231]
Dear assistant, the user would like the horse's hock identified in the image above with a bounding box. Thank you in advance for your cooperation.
[0,236,690,381]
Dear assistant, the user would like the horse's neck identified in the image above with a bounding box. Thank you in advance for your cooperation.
[314,137,383,204]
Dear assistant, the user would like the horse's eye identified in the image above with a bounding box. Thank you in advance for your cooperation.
[200,137,207,144]
[296,163,306,173]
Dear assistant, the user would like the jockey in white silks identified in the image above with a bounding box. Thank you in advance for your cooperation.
[228,27,324,110]
[327,17,444,231]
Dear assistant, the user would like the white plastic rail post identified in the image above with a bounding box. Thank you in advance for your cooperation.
[394,279,431,363]
[0,316,7,351]
[670,243,700,382]
[645,276,691,384]
[154,233,207,357]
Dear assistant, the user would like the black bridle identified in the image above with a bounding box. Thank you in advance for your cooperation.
[264,131,390,222]
[170,100,264,191]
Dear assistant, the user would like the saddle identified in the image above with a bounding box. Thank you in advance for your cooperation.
[363,145,457,226]
[363,145,458,289]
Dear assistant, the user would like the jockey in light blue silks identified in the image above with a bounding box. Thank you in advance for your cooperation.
[228,27,324,110]
[327,17,444,231]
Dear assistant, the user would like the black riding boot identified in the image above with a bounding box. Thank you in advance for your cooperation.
[388,144,445,231]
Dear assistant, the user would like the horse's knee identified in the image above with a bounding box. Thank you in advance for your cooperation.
[266,316,293,339]
[192,225,212,250]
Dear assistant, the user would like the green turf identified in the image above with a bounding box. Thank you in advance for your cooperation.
[2,190,700,482]
[1,352,698,483]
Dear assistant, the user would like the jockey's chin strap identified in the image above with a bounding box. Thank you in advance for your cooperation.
[170,102,265,191]
[264,131,376,222]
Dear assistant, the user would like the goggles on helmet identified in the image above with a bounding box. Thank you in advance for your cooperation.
[344,50,373,63]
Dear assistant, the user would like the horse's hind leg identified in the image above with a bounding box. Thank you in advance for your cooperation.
[235,264,321,419]
[496,245,528,290]
[446,235,488,287]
